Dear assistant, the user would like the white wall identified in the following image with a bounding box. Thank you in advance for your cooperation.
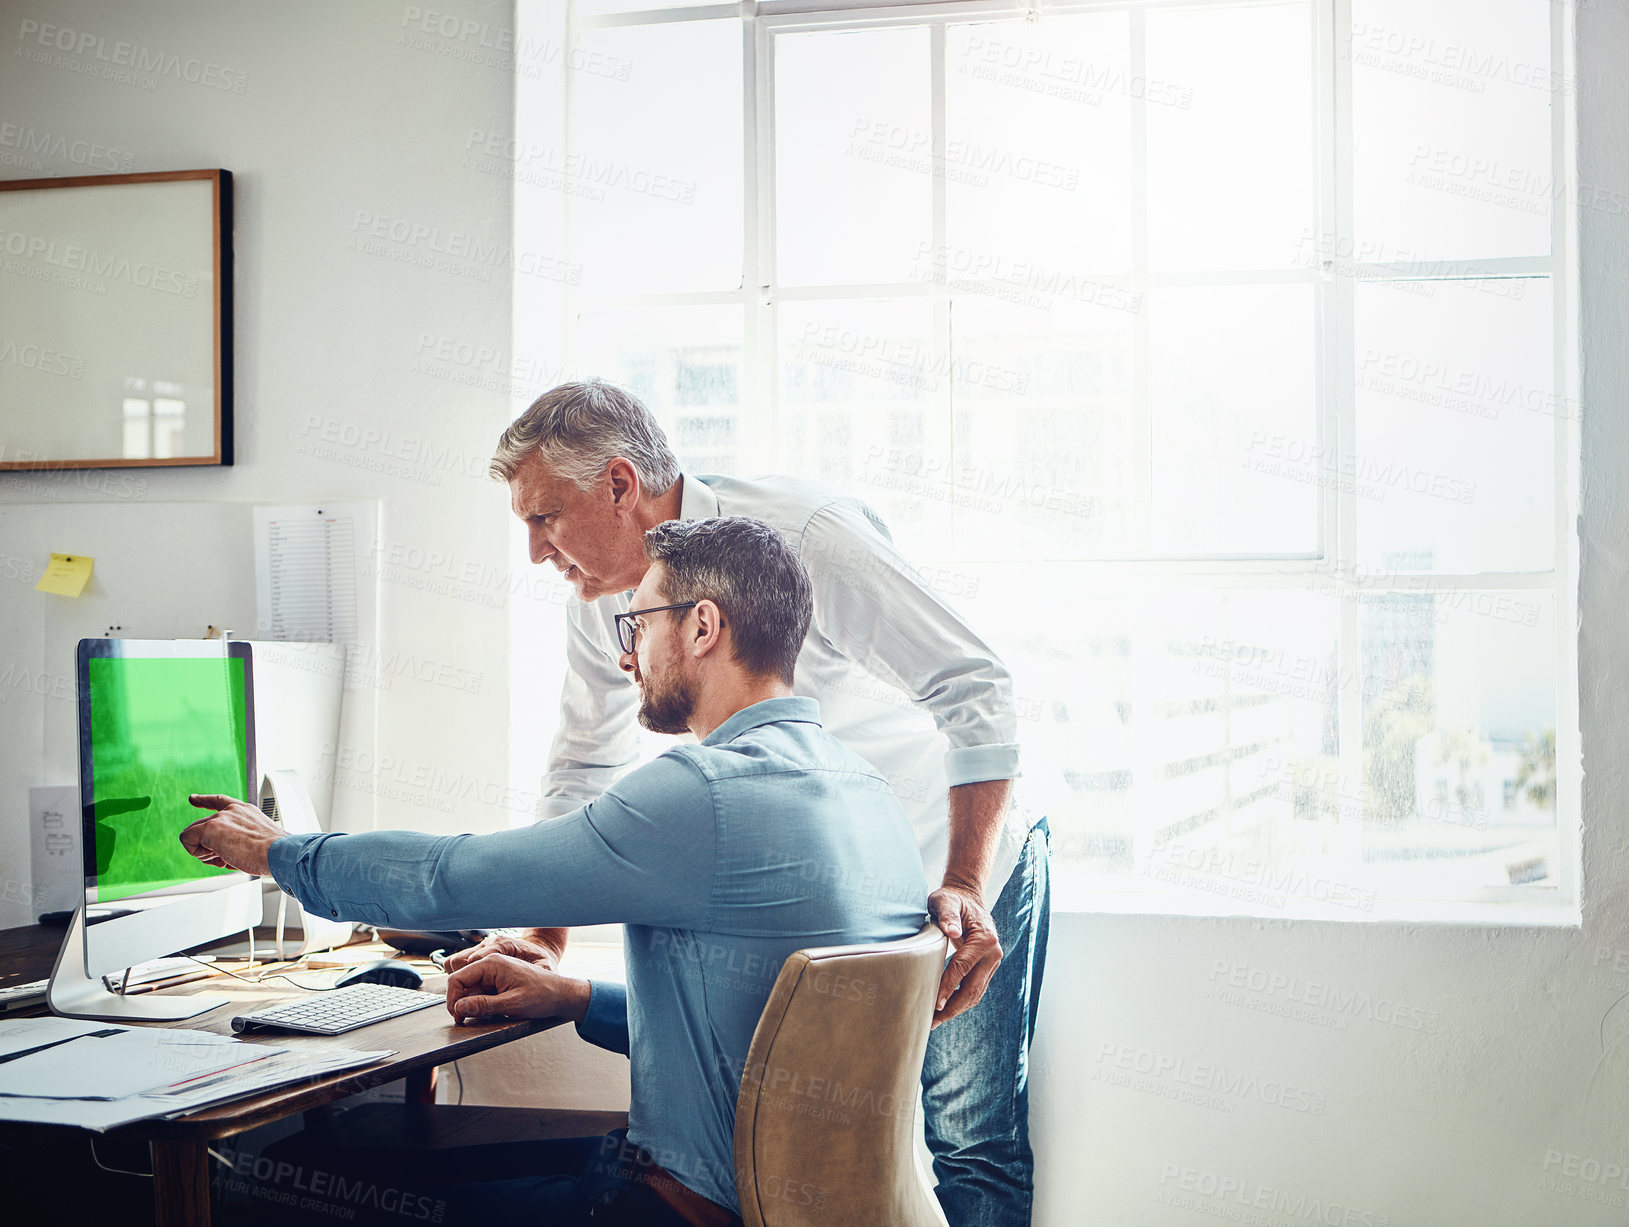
[0,0,524,924]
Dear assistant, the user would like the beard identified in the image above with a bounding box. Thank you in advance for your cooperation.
[636,665,696,735]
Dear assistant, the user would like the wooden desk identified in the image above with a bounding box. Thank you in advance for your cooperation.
[0,923,563,1226]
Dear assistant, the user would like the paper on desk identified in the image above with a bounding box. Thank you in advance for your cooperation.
[152,1045,392,1111]
[0,1018,245,1056]
[0,1042,395,1131]
[0,1016,110,1058]
[0,1028,283,1100]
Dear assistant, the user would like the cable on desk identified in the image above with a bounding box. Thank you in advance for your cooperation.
[88,1136,152,1178]
[180,952,341,992]
[181,949,441,992]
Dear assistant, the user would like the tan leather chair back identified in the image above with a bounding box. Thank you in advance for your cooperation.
[734,922,950,1227]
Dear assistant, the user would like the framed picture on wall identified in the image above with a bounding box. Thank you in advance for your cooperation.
[0,167,233,471]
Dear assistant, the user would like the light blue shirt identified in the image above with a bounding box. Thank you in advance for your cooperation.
[267,696,928,1212]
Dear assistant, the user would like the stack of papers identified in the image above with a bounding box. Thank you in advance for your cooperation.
[0,1017,393,1131]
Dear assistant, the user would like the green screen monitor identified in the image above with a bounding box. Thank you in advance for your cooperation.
[50,639,261,1021]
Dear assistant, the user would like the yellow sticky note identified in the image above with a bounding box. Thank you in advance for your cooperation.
[35,553,93,598]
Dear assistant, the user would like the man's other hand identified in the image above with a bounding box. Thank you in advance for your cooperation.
[445,953,591,1024]
[180,794,282,878]
[927,884,1003,1027]
[442,931,559,973]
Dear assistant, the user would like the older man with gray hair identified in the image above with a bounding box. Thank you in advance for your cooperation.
[450,378,1051,1227]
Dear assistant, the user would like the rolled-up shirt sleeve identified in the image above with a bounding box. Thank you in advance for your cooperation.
[266,750,717,931]
[801,500,1020,788]
[537,600,644,821]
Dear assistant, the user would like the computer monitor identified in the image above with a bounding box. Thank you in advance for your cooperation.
[48,639,263,1021]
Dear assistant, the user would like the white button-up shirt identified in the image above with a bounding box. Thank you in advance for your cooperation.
[540,472,1028,893]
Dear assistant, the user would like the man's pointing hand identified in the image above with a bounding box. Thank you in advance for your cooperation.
[179,794,281,878]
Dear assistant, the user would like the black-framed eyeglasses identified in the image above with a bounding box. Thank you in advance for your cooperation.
[615,602,698,656]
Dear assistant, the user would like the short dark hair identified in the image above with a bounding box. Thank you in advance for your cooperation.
[642,517,813,685]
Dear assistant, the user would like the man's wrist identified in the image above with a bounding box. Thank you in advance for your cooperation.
[264,832,306,891]
[561,976,593,1024]
[936,875,985,904]
[525,927,570,963]
[249,826,285,874]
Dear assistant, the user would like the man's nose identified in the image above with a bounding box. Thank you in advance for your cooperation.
[618,649,638,676]
[528,523,554,565]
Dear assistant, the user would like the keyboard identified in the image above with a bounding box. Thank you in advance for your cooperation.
[230,983,443,1035]
[0,979,48,1012]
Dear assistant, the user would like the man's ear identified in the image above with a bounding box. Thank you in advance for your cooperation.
[605,457,640,514]
[690,599,725,660]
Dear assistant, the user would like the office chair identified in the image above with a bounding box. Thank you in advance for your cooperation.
[734,921,950,1227]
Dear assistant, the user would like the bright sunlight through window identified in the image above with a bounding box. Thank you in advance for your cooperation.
[519,0,1579,920]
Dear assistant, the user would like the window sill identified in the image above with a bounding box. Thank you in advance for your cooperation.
[1051,872,1580,927]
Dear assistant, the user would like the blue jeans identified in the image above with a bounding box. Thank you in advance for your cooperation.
[367,1131,712,1226]
[921,819,1052,1227]
[232,1129,709,1226]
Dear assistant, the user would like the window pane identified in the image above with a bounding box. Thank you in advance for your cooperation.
[944,15,1133,280]
[968,587,1342,902]
[949,295,1136,560]
[775,28,931,286]
[1137,591,1345,909]
[959,586,1137,890]
[1355,278,1554,574]
[1360,591,1557,891]
[777,299,945,560]
[1149,286,1319,555]
[1146,2,1314,271]
[574,306,744,474]
[570,22,742,293]
[1351,0,1552,261]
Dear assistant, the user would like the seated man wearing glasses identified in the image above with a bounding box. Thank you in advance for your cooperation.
[181,516,927,1227]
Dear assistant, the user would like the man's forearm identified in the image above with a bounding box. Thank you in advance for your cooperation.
[519,927,570,962]
[942,778,1013,900]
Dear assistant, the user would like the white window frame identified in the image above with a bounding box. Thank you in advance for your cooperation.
[551,0,1581,922]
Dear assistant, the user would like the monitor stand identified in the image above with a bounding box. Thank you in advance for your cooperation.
[47,907,231,1022]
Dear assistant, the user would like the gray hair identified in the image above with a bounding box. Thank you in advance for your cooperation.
[642,517,813,685]
[489,379,681,494]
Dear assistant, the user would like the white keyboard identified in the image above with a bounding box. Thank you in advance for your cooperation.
[0,979,47,1012]
[230,983,442,1035]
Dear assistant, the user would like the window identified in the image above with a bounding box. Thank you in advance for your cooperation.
[527,0,1578,919]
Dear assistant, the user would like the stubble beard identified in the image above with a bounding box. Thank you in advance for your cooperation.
[637,667,695,736]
